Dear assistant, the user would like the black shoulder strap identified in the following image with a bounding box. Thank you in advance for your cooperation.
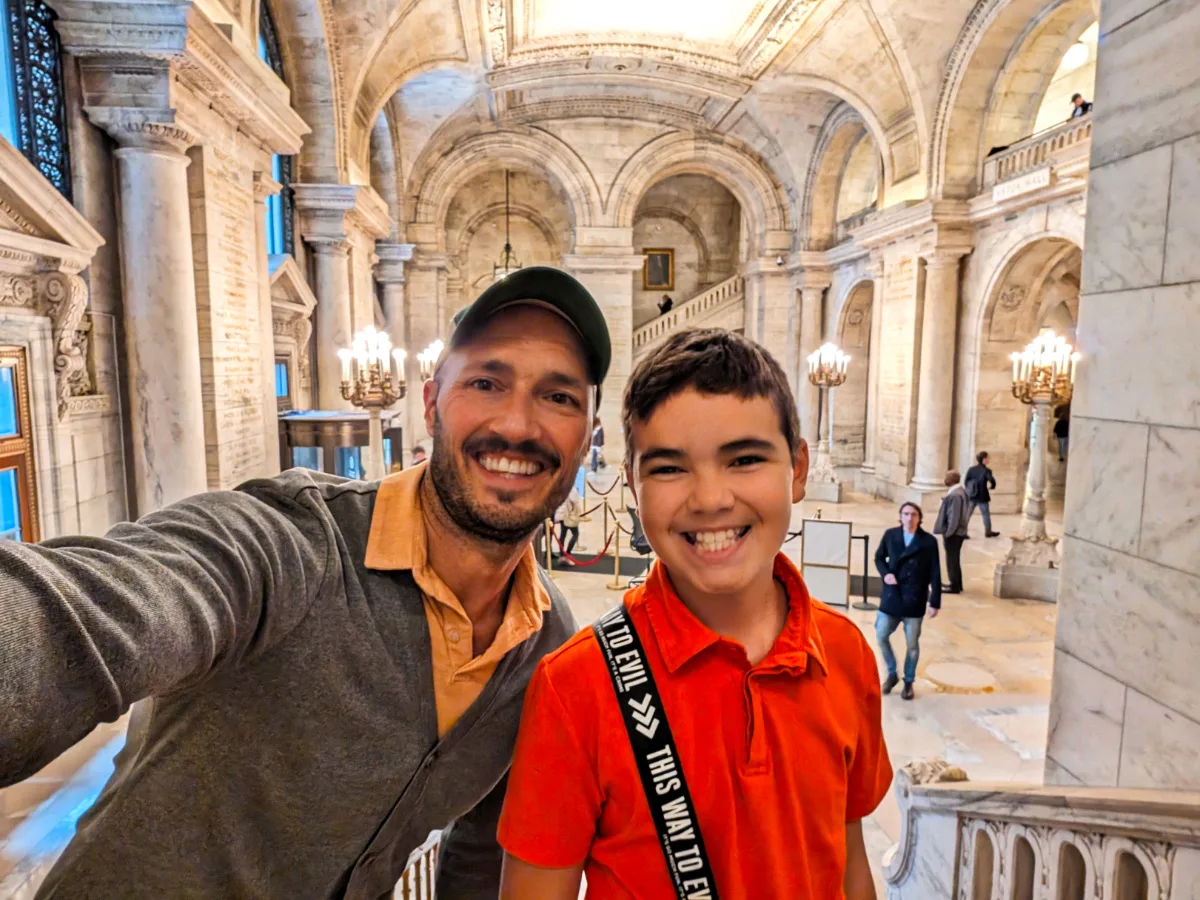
[592,605,720,900]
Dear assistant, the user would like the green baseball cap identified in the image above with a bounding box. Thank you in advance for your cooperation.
[449,267,611,385]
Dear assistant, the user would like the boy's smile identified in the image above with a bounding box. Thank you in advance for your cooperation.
[629,388,808,603]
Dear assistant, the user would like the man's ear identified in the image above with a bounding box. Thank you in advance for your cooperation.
[423,378,439,434]
[791,438,810,504]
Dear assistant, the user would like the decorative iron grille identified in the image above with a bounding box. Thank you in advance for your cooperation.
[7,0,72,199]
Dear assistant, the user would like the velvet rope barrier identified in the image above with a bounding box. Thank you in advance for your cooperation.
[550,525,616,567]
[584,476,622,497]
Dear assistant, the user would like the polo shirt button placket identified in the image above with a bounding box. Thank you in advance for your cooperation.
[743,672,770,775]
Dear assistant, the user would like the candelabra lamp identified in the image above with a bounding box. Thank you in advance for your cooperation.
[337,329,443,481]
[995,327,1080,602]
[805,342,850,503]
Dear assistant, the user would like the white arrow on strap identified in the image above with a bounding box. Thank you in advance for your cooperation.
[629,694,653,714]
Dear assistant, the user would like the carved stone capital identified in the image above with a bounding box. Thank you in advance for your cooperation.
[253,172,283,203]
[100,115,198,155]
[375,242,414,284]
[307,237,350,257]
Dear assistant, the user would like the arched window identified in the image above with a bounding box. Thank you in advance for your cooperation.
[0,0,72,199]
[258,0,294,256]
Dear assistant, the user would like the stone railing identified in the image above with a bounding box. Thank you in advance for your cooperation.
[982,114,1092,192]
[632,274,745,357]
[883,760,1200,900]
[394,831,440,898]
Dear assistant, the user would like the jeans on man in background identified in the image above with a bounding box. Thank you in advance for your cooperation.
[558,522,579,555]
[875,612,924,683]
[1058,436,1069,461]
[943,534,966,592]
[968,501,992,534]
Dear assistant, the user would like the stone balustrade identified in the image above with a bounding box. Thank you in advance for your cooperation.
[883,760,1200,900]
[394,831,440,899]
[632,274,746,357]
[836,205,877,244]
[982,115,1093,191]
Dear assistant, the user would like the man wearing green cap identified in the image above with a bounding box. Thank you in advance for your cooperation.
[0,267,611,899]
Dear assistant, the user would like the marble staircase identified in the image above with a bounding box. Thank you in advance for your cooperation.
[884,760,1200,900]
[632,273,745,359]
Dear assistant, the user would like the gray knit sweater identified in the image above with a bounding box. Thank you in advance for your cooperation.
[0,469,577,899]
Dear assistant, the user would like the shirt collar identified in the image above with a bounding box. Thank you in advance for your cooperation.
[638,554,827,677]
[364,463,551,624]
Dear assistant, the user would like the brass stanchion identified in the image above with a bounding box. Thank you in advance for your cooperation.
[607,503,628,591]
[544,518,555,579]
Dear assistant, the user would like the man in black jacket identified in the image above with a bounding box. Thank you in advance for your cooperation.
[964,451,1001,537]
[874,503,942,700]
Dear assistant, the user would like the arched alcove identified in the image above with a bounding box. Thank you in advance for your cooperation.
[834,280,874,470]
[1057,842,1086,900]
[971,829,996,900]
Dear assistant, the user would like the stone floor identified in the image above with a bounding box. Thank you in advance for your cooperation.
[0,479,1062,898]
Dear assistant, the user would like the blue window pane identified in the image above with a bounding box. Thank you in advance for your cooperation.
[0,367,17,438]
[292,447,321,471]
[258,33,269,63]
[0,1,20,147]
[335,447,363,480]
[383,438,393,471]
[274,361,289,398]
[1,467,22,542]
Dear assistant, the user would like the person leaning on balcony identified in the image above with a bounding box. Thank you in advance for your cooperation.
[0,266,611,899]
[1070,93,1093,118]
[658,293,673,315]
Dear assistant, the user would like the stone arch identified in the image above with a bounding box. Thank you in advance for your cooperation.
[408,130,602,242]
[609,133,791,252]
[962,232,1083,510]
[265,0,347,182]
[802,104,875,251]
[633,207,712,284]
[833,278,875,468]
[929,0,1091,198]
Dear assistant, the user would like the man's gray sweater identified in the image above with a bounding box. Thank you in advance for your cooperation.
[0,469,577,898]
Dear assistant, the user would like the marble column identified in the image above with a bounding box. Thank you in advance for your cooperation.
[908,251,964,499]
[745,261,795,394]
[563,248,645,467]
[376,242,414,462]
[796,275,829,460]
[860,255,885,491]
[405,246,448,451]
[309,240,354,410]
[109,125,208,513]
[253,172,282,476]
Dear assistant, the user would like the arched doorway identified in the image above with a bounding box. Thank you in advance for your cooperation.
[631,174,744,330]
[974,238,1081,512]
[833,280,874,474]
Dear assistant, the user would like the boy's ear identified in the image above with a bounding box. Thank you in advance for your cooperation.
[790,439,810,504]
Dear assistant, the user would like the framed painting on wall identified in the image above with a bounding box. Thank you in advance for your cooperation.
[643,249,674,291]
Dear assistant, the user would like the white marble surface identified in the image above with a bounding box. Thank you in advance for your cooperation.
[1140,426,1200,578]
[1090,0,1200,169]
[1061,416,1148,554]
[1164,134,1200,284]
[1073,282,1200,429]
[1055,535,1200,727]
[1045,649,1125,786]
[1079,146,1170,294]
[1119,688,1200,790]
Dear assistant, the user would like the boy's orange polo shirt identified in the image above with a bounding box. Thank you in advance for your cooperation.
[498,554,893,899]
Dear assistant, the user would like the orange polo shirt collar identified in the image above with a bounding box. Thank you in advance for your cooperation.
[642,556,828,676]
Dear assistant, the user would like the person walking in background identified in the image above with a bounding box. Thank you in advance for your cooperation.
[1054,406,1070,461]
[589,416,605,472]
[657,294,673,315]
[553,487,583,567]
[965,451,1001,537]
[934,470,970,595]
[874,503,942,701]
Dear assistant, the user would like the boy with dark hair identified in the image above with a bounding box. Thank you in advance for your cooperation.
[497,328,892,899]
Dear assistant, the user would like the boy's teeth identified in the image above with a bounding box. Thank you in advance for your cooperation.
[692,528,743,552]
[480,455,540,476]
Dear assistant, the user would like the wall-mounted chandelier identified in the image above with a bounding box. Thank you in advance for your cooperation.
[493,169,523,282]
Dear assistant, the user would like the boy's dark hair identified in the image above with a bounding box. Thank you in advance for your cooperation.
[622,328,801,463]
[976,450,989,464]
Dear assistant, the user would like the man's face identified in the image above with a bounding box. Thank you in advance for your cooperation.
[900,507,920,532]
[1073,96,1084,108]
[424,305,593,544]
[627,388,807,599]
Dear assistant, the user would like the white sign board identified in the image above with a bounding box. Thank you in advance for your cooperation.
[801,519,852,608]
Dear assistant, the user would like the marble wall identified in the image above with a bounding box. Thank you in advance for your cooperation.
[1045,0,1200,790]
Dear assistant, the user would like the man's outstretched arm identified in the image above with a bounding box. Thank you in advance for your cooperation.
[0,481,335,786]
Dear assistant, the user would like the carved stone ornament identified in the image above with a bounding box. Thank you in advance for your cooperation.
[998,284,1027,310]
[486,0,507,64]
[37,270,90,419]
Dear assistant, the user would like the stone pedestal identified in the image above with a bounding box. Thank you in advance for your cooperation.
[564,244,645,466]
[909,252,964,494]
[111,125,209,513]
[996,397,1059,601]
[807,384,845,502]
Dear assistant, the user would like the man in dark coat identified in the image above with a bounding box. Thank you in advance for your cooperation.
[964,450,1001,537]
[874,502,942,700]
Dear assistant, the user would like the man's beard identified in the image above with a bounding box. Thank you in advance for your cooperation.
[428,414,576,545]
